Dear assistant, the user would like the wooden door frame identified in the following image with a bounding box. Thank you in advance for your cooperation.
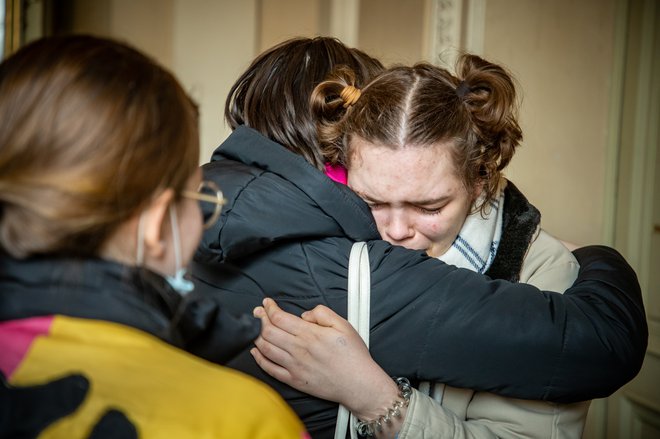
[605,0,660,436]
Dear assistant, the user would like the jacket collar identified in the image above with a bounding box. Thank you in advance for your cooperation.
[215,126,380,240]
[0,254,176,332]
[197,126,381,263]
[485,180,541,282]
[0,254,259,364]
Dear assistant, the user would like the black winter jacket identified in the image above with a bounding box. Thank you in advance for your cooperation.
[192,126,647,437]
[0,254,260,365]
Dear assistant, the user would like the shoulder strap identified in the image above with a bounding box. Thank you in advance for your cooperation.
[347,242,371,347]
[335,242,371,439]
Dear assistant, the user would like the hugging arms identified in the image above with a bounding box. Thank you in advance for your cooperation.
[191,38,647,438]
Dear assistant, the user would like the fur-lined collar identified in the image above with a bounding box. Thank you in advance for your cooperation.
[485,181,541,282]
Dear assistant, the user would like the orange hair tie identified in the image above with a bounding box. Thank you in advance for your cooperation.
[340,85,361,108]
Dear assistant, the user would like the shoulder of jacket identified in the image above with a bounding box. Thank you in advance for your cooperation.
[520,228,579,292]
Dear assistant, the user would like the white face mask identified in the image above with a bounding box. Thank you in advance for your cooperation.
[136,205,195,295]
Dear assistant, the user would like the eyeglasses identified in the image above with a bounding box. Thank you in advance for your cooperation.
[181,180,226,229]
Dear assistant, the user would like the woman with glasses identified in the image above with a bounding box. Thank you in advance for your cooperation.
[0,35,307,438]
[191,37,646,439]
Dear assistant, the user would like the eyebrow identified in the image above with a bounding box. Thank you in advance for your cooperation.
[354,190,381,203]
[354,190,451,206]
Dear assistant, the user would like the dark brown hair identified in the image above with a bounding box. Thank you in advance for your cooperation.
[312,54,523,211]
[0,35,199,258]
[225,36,384,170]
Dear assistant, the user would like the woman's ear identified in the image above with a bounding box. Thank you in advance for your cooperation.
[141,188,174,260]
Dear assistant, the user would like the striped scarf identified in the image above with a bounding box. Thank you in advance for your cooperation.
[438,181,506,273]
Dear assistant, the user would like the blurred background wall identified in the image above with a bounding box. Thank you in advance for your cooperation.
[3,0,658,436]
[10,0,623,246]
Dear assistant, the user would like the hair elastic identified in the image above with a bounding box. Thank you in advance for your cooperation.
[456,81,470,99]
[340,85,361,108]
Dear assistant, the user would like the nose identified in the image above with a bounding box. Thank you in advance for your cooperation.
[382,210,415,243]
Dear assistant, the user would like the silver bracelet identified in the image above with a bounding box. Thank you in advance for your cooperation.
[355,377,412,437]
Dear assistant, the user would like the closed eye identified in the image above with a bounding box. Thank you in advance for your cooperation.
[416,205,444,215]
[367,202,386,210]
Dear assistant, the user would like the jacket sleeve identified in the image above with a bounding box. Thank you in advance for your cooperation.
[399,389,589,439]
[367,244,647,403]
[399,390,498,439]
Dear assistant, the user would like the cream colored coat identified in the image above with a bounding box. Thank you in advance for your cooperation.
[399,229,590,439]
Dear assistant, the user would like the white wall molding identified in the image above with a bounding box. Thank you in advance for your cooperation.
[463,0,486,55]
[624,0,657,292]
[327,0,360,47]
[603,0,630,247]
[423,0,486,67]
[423,0,463,67]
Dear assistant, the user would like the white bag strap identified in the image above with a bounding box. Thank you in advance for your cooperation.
[334,242,370,439]
[348,241,371,347]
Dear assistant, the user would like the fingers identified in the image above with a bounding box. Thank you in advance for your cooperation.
[259,298,354,336]
[254,301,319,367]
[252,304,301,386]
[261,298,309,336]
[253,305,297,355]
[253,332,293,368]
[302,304,350,330]
[250,347,295,385]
